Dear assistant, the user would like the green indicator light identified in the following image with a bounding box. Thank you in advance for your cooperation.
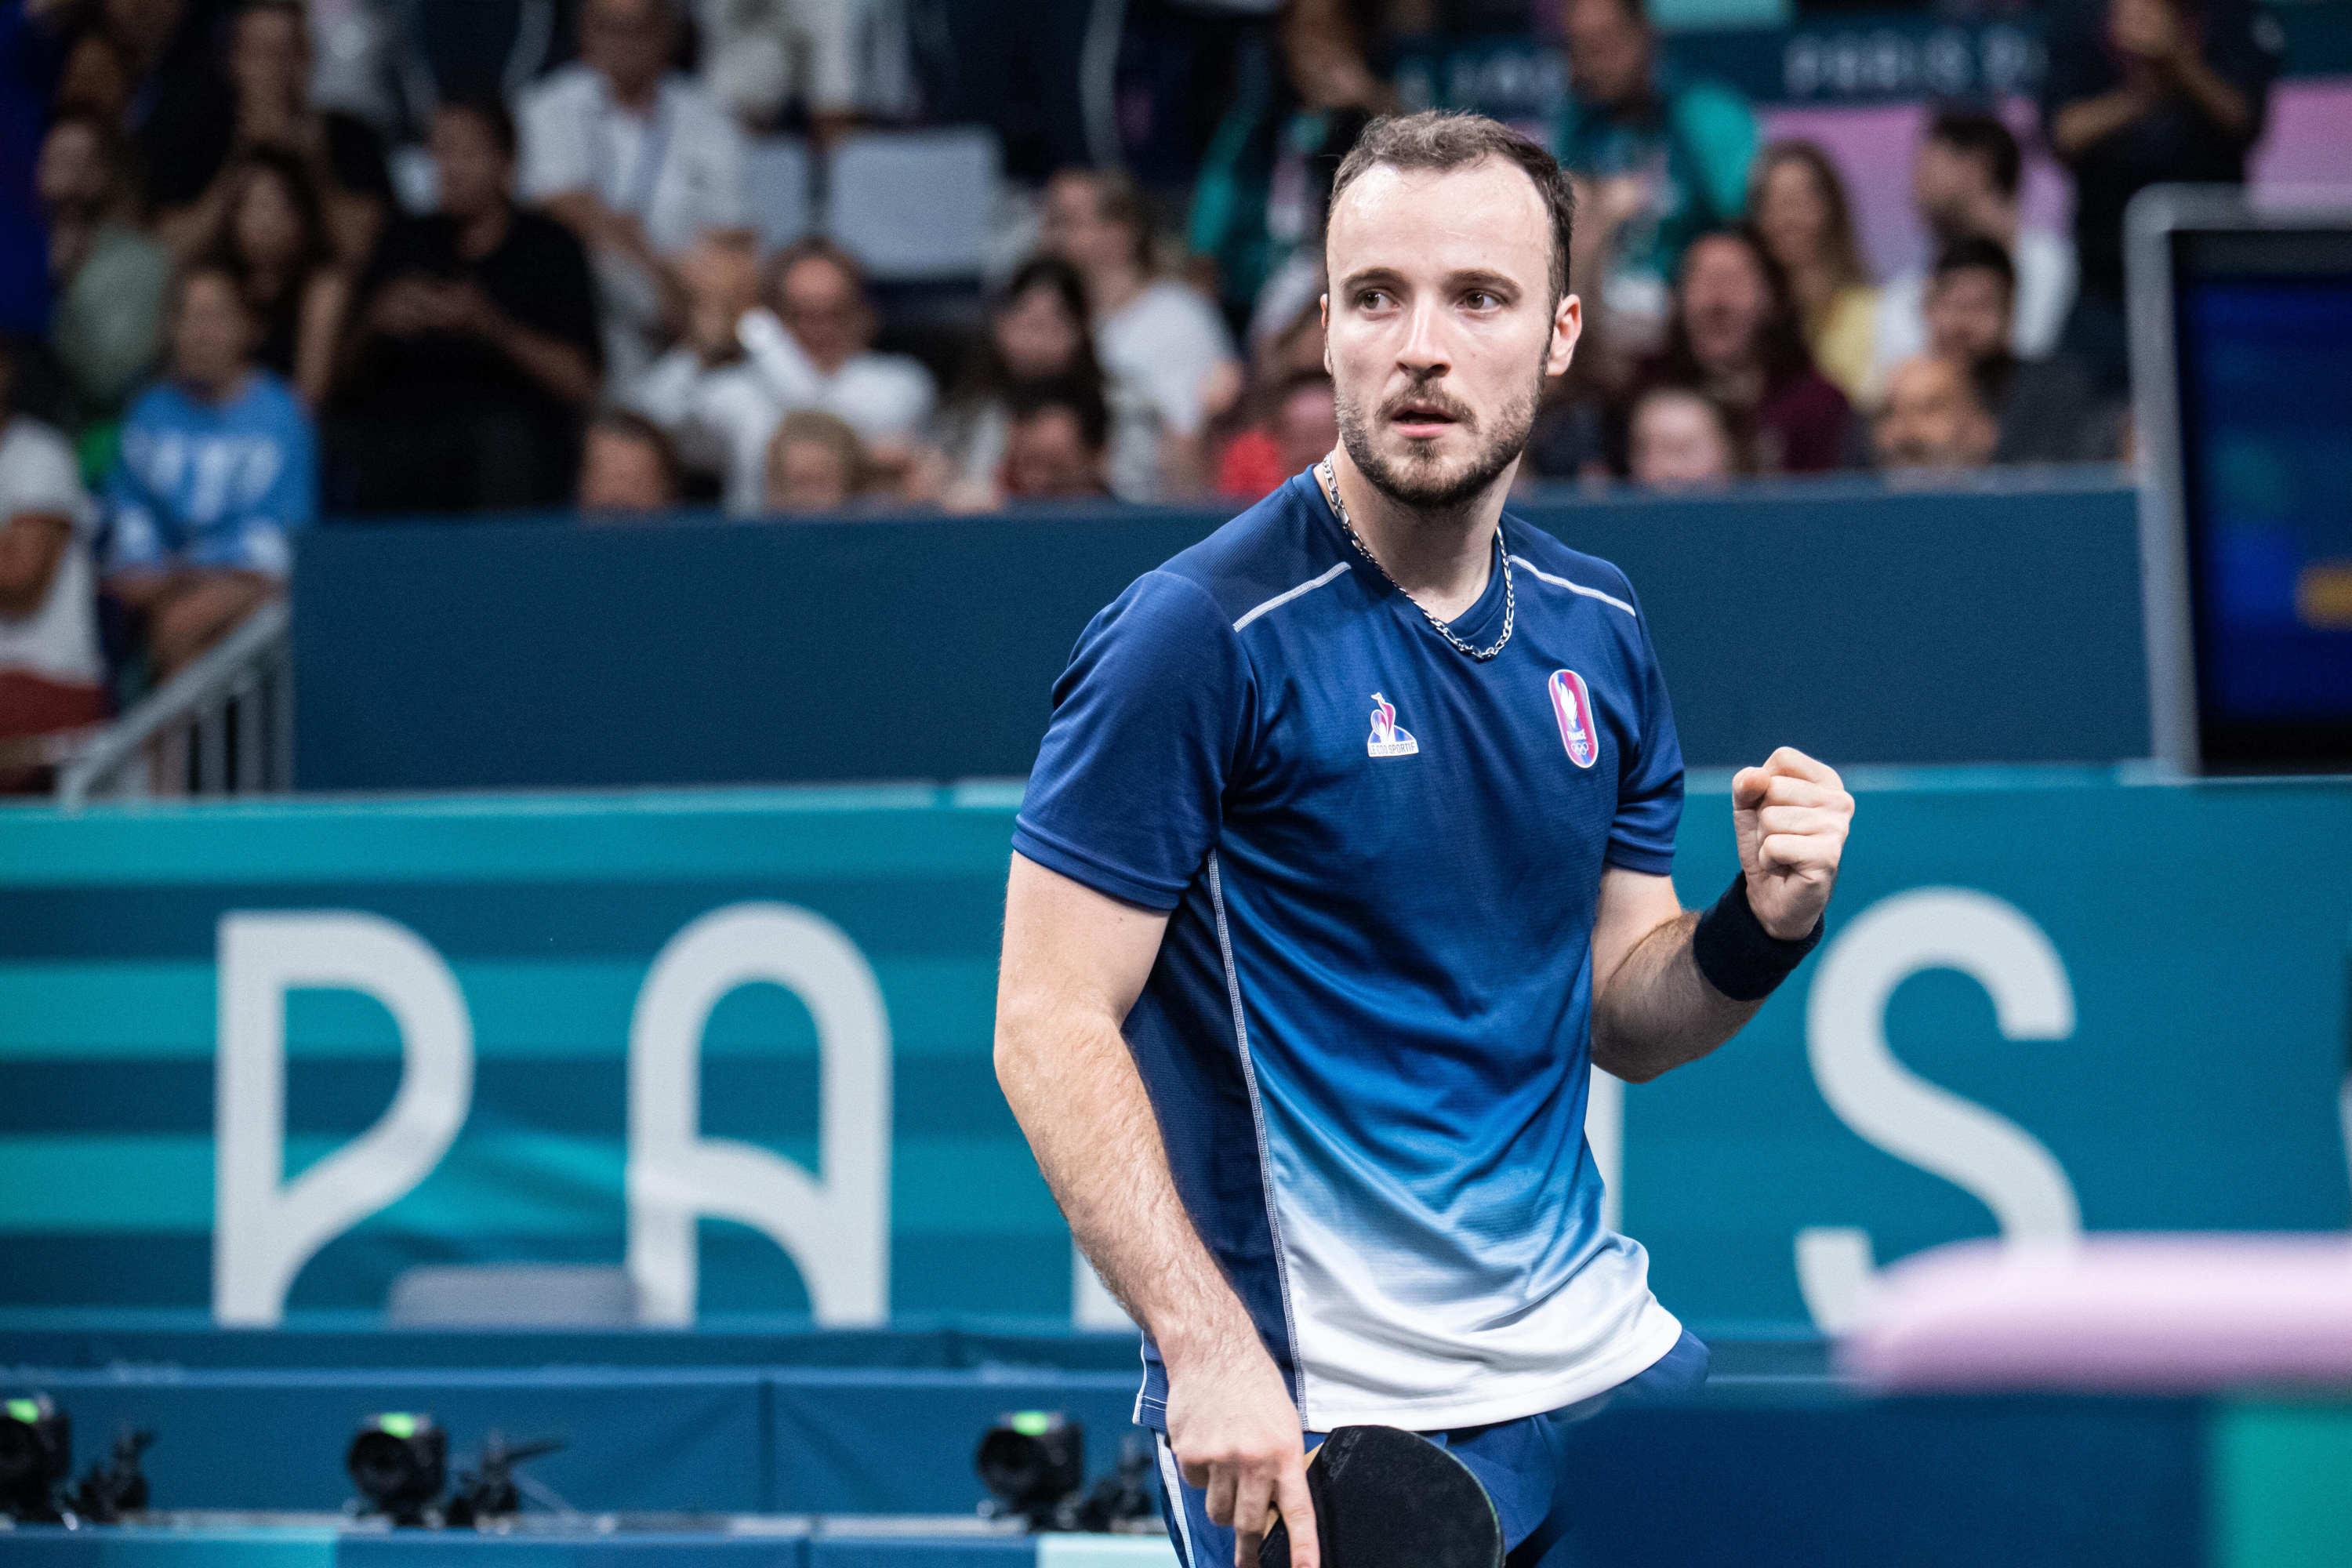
[4,1399,38,1423]
[377,1413,420,1439]
[1009,1411,1052,1438]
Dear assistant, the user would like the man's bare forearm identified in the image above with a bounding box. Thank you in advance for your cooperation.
[1589,912,1760,1083]
[995,1004,1261,1365]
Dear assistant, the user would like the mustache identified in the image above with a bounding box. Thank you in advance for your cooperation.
[1380,387,1477,426]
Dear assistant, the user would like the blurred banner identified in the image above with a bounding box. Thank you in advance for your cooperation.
[1,768,2345,1330]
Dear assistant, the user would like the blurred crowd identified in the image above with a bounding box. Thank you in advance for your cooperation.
[0,0,2288,760]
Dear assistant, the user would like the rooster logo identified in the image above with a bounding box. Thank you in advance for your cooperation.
[1367,692,1420,758]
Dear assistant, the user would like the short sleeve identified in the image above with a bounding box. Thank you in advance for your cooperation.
[1014,571,1252,911]
[101,418,167,573]
[1607,612,1684,875]
[518,79,591,202]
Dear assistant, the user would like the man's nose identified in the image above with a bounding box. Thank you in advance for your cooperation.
[1397,299,1450,375]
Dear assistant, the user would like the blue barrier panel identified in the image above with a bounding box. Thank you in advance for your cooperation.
[0,768,2343,1338]
[290,477,2148,790]
[0,1370,768,1513]
[768,1371,1140,1515]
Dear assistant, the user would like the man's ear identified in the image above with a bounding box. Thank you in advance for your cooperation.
[1547,292,1584,378]
[1320,292,1333,374]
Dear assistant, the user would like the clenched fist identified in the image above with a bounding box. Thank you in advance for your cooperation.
[1730,747,1853,940]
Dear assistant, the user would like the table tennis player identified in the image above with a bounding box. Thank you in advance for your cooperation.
[995,110,1855,1568]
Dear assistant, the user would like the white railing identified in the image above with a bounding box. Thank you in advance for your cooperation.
[55,598,293,807]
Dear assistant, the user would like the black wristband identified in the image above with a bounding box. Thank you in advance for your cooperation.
[1691,872,1822,1002]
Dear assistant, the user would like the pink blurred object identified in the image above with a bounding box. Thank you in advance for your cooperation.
[1840,1235,2352,1394]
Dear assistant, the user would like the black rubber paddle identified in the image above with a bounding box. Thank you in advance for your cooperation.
[1258,1425,1504,1568]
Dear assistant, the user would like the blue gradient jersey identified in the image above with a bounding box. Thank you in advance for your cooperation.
[1014,468,1688,1432]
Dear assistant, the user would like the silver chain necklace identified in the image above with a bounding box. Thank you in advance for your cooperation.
[1315,459,1515,662]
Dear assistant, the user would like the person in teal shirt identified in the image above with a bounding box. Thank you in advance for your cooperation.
[1552,0,1756,336]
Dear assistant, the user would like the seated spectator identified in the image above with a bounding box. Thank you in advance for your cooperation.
[1627,383,1751,488]
[935,257,1109,497]
[521,0,750,383]
[36,110,172,420]
[1922,238,2120,466]
[577,409,681,516]
[1629,227,1851,474]
[202,148,346,405]
[1751,140,1878,405]
[103,264,314,682]
[694,0,908,140]
[764,409,868,514]
[1002,378,1112,502]
[624,229,771,512]
[1040,168,1240,499]
[1873,354,1999,477]
[735,239,936,473]
[0,338,107,782]
[1217,371,1339,502]
[1552,0,1755,350]
[1875,110,2076,383]
[143,0,394,266]
[328,99,604,516]
[2042,0,2278,391]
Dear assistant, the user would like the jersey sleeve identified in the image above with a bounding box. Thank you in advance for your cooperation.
[1607,609,1684,875]
[1013,570,1252,911]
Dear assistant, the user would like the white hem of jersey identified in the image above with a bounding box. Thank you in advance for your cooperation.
[1298,1297,1684,1433]
[1207,851,1309,1417]
[1232,561,1350,632]
[1507,554,1637,618]
[1156,1434,1200,1567]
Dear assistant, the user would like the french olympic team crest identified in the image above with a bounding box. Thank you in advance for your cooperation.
[1548,670,1599,768]
[1367,691,1419,757]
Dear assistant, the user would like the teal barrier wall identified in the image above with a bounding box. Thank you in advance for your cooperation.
[1,768,2346,1332]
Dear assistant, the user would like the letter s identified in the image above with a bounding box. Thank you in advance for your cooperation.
[1796,888,2078,1333]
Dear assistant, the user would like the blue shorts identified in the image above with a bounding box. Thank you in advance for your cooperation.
[1152,1330,1709,1568]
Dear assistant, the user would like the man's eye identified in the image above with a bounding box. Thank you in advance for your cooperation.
[1465,290,1500,310]
[1356,289,1392,309]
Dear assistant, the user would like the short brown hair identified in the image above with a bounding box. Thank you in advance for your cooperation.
[1329,111,1577,300]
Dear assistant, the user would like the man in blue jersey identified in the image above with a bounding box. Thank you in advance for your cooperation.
[996,111,1853,1568]
[103,263,315,681]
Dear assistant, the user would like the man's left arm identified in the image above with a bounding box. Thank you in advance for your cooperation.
[1591,747,1853,1083]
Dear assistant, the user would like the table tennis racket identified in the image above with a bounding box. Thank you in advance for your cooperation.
[1258,1425,1503,1568]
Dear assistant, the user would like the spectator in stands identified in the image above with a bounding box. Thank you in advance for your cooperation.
[328,98,604,516]
[2042,0,2278,390]
[36,109,172,420]
[625,229,771,511]
[203,148,346,405]
[734,239,936,478]
[935,257,1109,500]
[1873,354,1998,477]
[1217,371,1339,502]
[1632,227,1851,474]
[1750,140,1878,405]
[1040,168,1240,500]
[1552,0,1755,348]
[764,408,868,513]
[577,408,681,515]
[1922,238,2120,466]
[103,263,314,681]
[1002,378,1112,501]
[0,337,107,779]
[1626,383,1751,488]
[695,0,906,140]
[1875,110,2076,383]
[521,0,751,382]
[143,0,394,266]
